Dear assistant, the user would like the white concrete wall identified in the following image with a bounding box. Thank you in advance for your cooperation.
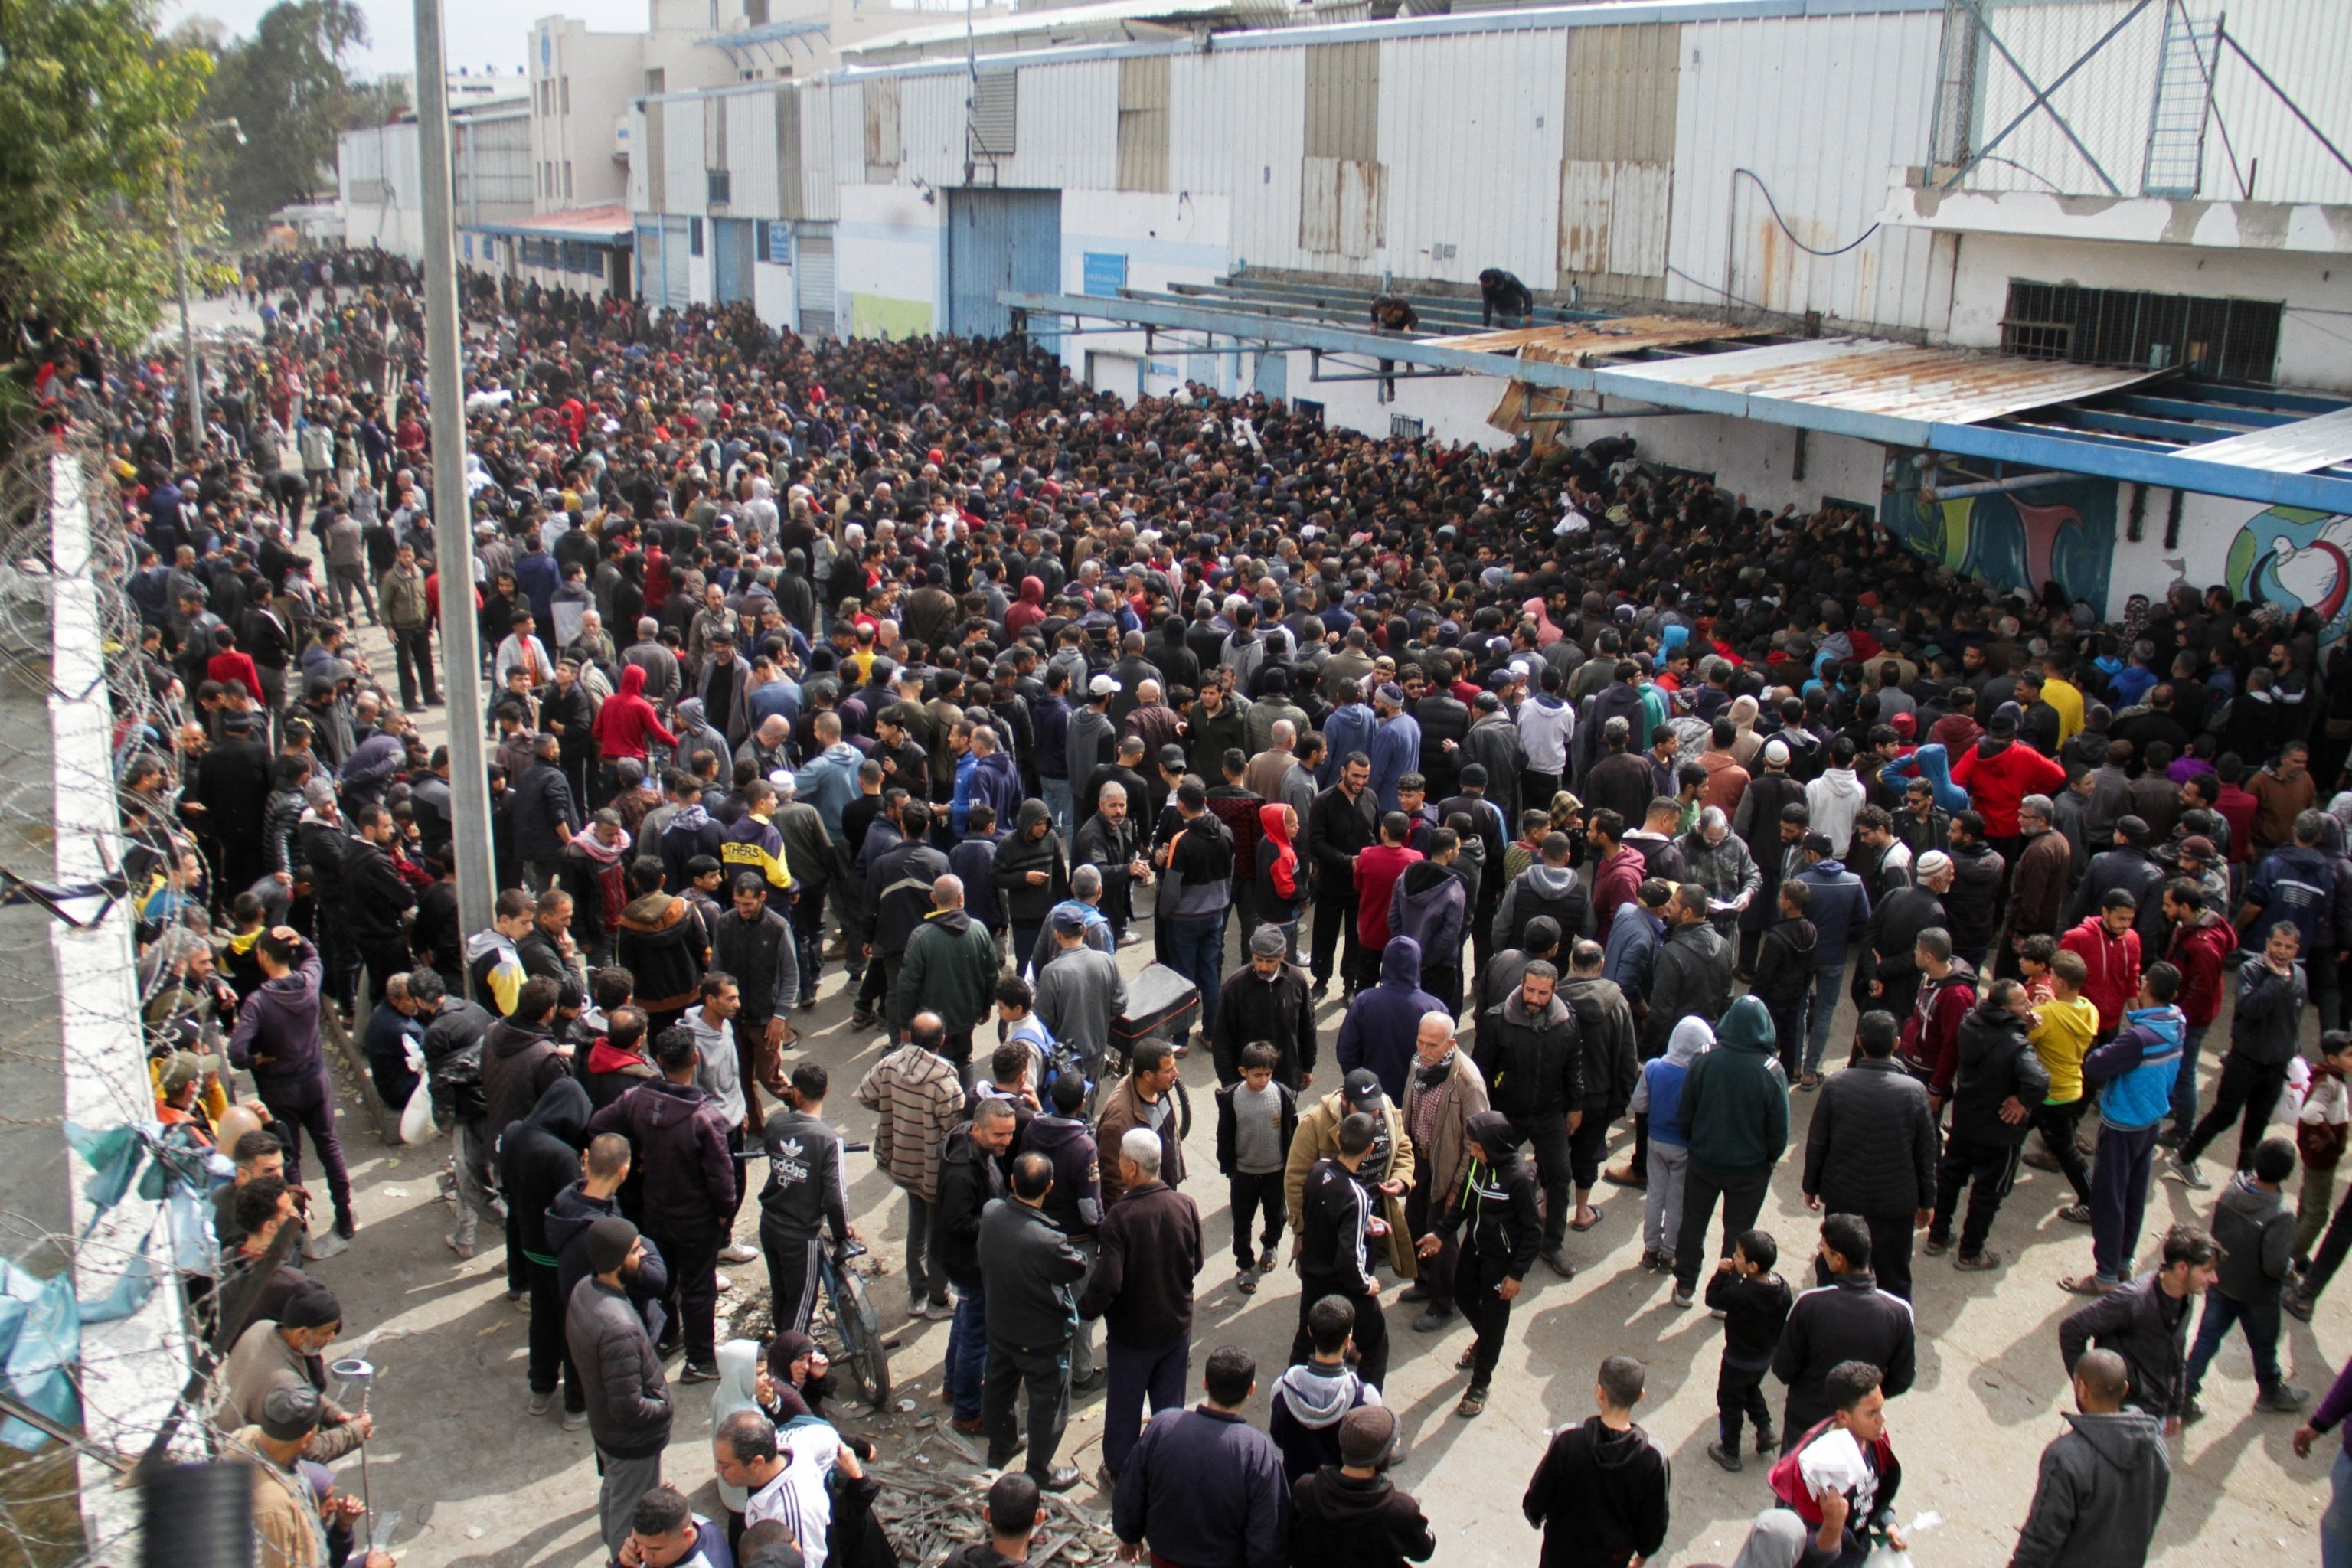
[836,181,944,337]
[1050,188,1231,382]
[754,257,795,329]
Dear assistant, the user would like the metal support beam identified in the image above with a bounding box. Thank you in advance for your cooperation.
[1002,288,2352,514]
[2220,28,2352,183]
[1922,470,2076,501]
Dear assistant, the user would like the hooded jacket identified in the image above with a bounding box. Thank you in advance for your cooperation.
[585,1076,737,1238]
[614,890,707,1014]
[1949,733,2068,838]
[1631,1017,1710,1148]
[1497,862,1592,954]
[1433,1115,1543,1279]
[959,749,1024,837]
[1255,802,1304,926]
[1289,1465,1433,1568]
[585,1034,659,1110]
[1025,1113,1104,1237]
[2009,1410,2171,1568]
[1679,995,1789,1171]
[894,906,1002,1035]
[1949,1000,2051,1145]
[2082,1004,2184,1131]
[1521,1416,1671,1568]
[933,1123,1008,1289]
[1389,860,1468,971]
[591,665,679,760]
[227,937,325,1094]
[2212,1169,2295,1303]
[990,801,1069,923]
[2060,917,2143,1034]
[1269,1362,1384,1483]
[1335,937,1446,1102]
[500,1078,591,1264]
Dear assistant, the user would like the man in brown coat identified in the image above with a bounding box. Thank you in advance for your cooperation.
[1398,1011,1488,1331]
[1096,1040,1189,1208]
[2005,793,2075,974]
[1286,1069,1419,1279]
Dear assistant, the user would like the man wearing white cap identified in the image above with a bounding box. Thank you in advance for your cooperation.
[1068,673,1119,823]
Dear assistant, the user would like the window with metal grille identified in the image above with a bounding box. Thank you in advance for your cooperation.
[707,169,731,205]
[690,218,704,256]
[1999,281,2283,384]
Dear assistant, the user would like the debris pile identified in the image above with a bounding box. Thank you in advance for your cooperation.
[869,1426,1119,1568]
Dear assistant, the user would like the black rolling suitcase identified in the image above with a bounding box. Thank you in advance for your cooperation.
[1110,962,1200,1058]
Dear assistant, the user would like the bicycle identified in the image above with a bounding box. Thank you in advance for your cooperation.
[816,1145,890,1406]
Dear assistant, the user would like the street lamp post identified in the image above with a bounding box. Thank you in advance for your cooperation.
[413,0,498,936]
[168,119,243,459]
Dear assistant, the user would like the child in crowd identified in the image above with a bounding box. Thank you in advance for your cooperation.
[2297,1031,2352,1270]
[1631,1017,1710,1273]
[1705,1227,1795,1470]
[1750,881,1818,1086]
[1215,1041,1298,1292]
[1521,1355,1671,1568]
[1269,1294,1381,1484]
[2028,948,2101,1223]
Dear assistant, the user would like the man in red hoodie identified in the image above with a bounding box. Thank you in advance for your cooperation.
[591,664,680,807]
[1949,712,2067,864]
[1354,812,1423,957]
[2161,879,2238,1142]
[2060,890,2145,1041]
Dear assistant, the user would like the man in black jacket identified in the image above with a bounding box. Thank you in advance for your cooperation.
[713,874,798,1129]
[979,1150,1089,1491]
[1802,1011,1936,1300]
[1423,1112,1540,1418]
[938,1102,1016,1436]
[1641,886,1734,1061]
[1926,979,2050,1272]
[1078,1127,1205,1485]
[1292,1112,1391,1392]
[757,1060,850,1337]
[1304,754,1377,998]
[511,734,581,895]
[2058,1224,2220,1432]
[1772,1213,1918,1451]
[341,803,416,1008]
[1211,926,1319,1089]
[567,1216,671,1561]
[500,1077,592,1419]
[1472,961,1582,1279]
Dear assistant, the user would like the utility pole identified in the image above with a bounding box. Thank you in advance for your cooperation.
[168,165,205,459]
[413,0,497,936]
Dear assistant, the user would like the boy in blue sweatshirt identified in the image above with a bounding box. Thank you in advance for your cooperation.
[2063,963,2185,1296]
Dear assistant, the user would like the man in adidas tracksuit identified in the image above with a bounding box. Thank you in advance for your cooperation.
[759,1060,852,1336]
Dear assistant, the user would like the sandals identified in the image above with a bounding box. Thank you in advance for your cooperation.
[1455,1345,1478,1371]
[1570,1205,1606,1233]
[1456,1386,1488,1419]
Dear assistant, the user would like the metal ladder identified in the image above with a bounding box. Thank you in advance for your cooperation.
[2141,5,2222,197]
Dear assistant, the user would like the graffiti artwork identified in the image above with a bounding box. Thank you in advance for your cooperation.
[1880,470,2118,614]
[2223,506,2352,650]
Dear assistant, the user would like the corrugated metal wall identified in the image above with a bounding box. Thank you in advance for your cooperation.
[1383,29,1564,287]
[726,92,778,220]
[898,72,968,188]
[804,82,842,222]
[1962,0,2352,204]
[1171,48,1308,273]
[1011,59,1119,191]
[663,96,706,216]
[864,77,902,178]
[644,101,666,211]
[1671,11,1950,333]
[947,188,1062,336]
[1557,23,1677,296]
[776,85,805,220]
[1117,57,1170,193]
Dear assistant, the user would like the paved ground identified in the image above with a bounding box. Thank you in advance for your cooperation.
[278,574,2342,1568]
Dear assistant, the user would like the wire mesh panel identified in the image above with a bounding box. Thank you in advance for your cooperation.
[2001,279,2283,382]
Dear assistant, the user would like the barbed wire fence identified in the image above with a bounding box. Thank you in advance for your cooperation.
[0,436,251,1568]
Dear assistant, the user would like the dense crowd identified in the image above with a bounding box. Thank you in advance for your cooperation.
[99,245,2352,1568]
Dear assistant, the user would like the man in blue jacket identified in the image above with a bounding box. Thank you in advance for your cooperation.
[1114,1345,1289,1568]
[2064,964,2186,1296]
[1794,835,1873,1080]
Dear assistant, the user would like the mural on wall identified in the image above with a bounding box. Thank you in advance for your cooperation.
[1881,465,2118,615]
[2224,507,2352,651]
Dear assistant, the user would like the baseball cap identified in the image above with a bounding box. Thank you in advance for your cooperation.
[1343,1067,1384,1106]
[1089,674,1121,697]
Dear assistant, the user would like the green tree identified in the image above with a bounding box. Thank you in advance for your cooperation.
[200,0,370,228]
[0,0,212,420]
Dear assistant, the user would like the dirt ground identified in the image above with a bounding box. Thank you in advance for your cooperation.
[289,617,2341,1568]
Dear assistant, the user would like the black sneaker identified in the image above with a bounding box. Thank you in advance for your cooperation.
[1707,1441,1742,1473]
[1397,1281,1435,1304]
[679,1361,720,1384]
[1037,1465,1083,1493]
[1755,1427,1775,1455]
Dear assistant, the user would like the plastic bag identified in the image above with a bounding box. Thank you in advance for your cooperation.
[398,1074,439,1145]
[2274,1055,2313,1128]
[1860,1548,1912,1568]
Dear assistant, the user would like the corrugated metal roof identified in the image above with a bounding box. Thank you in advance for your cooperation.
[841,0,1252,57]
[1602,337,2161,425]
[2184,405,2352,474]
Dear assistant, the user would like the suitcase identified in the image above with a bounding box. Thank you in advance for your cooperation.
[1110,962,1200,1054]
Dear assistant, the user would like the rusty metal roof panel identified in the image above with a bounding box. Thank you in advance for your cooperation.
[1604,337,2162,425]
[1431,315,1746,357]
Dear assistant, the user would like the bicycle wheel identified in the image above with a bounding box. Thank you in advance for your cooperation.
[829,1261,892,1406]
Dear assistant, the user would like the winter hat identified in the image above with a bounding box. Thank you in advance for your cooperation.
[1249,925,1289,957]
[1914,851,1953,880]
[258,1383,322,1442]
[1338,1404,1400,1468]
[586,1216,639,1276]
[279,1284,342,1331]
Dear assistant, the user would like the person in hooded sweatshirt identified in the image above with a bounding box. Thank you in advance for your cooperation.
[1521,1354,1671,1568]
[547,1131,672,1426]
[1337,937,1446,1104]
[1270,1293,1383,1482]
[1391,828,1471,1018]
[1289,1404,1436,1568]
[2009,1348,2171,1568]
[501,1076,593,1419]
[593,664,680,805]
[1424,1111,1543,1418]
[1671,996,1790,1308]
[2185,1135,2308,1416]
[1632,1017,1710,1273]
[1255,802,1306,960]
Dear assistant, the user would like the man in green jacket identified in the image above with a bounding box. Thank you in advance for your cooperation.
[895,874,1004,1076]
[1671,995,1790,1305]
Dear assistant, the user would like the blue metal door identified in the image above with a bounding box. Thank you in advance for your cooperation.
[714,217,756,305]
[947,188,1060,338]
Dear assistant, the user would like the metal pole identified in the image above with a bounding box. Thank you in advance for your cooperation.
[413,0,497,937]
[168,165,205,459]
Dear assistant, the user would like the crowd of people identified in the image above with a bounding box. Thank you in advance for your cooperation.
[104,244,2352,1567]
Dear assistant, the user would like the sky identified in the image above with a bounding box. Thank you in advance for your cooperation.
[162,0,651,84]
